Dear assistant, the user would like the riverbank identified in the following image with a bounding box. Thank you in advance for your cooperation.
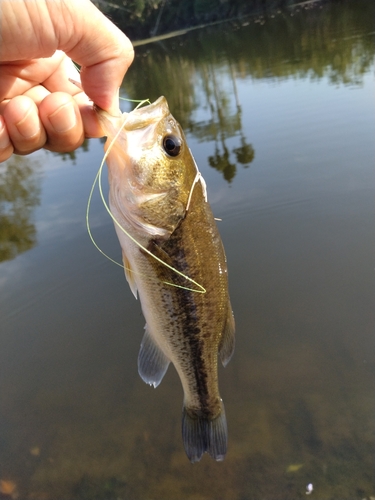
[94,0,331,42]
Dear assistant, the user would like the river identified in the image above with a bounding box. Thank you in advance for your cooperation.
[0,1,374,498]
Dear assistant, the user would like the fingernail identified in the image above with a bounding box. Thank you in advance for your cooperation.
[0,117,11,149]
[48,101,77,133]
[15,106,39,139]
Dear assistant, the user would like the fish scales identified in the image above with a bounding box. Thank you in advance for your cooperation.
[97,96,235,463]
[142,183,227,413]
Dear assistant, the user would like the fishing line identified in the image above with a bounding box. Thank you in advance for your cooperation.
[86,98,150,268]
[87,100,206,294]
[86,99,150,268]
[86,167,123,268]
[97,156,206,294]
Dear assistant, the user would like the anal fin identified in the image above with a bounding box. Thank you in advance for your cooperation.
[219,301,235,367]
[138,325,170,388]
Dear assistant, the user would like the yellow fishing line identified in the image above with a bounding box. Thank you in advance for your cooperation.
[87,100,206,294]
[86,98,150,268]
[86,167,123,268]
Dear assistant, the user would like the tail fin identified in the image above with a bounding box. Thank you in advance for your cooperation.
[182,401,228,463]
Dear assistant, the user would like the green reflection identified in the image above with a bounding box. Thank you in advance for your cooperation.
[0,156,41,262]
[124,41,257,181]
[122,0,373,182]
[124,0,374,105]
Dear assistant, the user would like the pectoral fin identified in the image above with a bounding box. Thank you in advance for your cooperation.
[138,325,170,388]
[122,251,138,299]
[219,302,235,367]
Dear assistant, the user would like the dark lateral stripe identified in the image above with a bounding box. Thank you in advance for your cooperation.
[145,230,212,415]
[177,284,211,415]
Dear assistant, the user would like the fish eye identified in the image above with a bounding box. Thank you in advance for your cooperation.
[163,135,181,157]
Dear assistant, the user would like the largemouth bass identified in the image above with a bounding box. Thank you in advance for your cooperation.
[97,96,235,463]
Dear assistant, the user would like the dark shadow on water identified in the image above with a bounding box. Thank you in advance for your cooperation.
[52,139,90,164]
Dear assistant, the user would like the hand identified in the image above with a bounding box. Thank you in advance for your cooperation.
[0,0,134,163]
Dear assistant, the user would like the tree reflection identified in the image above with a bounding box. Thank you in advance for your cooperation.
[234,138,255,166]
[208,145,236,183]
[208,135,254,182]
[205,68,255,182]
[123,46,256,182]
[201,60,255,182]
[0,157,41,262]
[122,0,373,182]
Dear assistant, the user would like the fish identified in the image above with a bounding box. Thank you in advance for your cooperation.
[97,96,235,463]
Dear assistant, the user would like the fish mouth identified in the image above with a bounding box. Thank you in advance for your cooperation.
[97,96,173,160]
[123,96,170,131]
[95,96,170,139]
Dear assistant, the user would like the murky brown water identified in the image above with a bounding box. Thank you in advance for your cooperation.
[0,2,374,499]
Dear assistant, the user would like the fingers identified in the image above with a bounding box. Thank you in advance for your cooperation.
[1,92,89,160]
[73,92,103,139]
[1,96,47,156]
[0,116,13,163]
[37,52,83,95]
[0,52,81,101]
[38,92,84,152]
[0,0,134,162]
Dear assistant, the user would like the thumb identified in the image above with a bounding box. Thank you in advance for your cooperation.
[54,0,134,113]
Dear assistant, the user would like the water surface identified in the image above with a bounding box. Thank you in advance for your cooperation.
[0,2,374,499]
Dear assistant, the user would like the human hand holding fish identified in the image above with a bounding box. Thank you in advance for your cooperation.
[0,0,134,163]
